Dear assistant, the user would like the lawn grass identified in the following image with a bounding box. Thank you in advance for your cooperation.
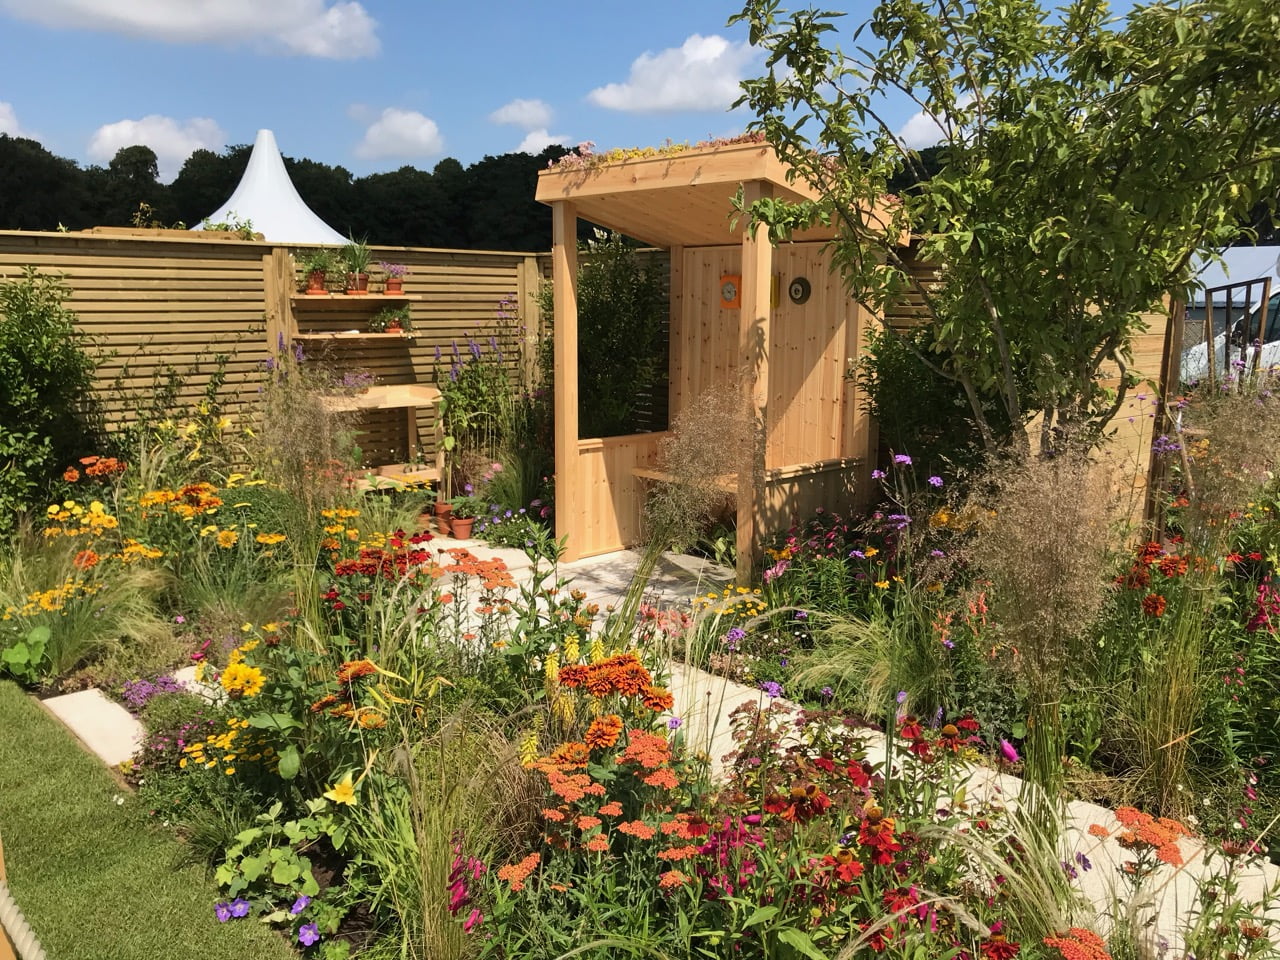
[0,681,296,960]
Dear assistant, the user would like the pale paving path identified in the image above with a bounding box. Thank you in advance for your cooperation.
[42,539,1280,953]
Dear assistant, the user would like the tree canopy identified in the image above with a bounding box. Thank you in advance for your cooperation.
[0,136,579,251]
[732,0,1280,452]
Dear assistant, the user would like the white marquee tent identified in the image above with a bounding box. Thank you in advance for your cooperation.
[192,129,346,245]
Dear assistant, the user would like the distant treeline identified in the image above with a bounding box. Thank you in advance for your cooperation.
[0,135,580,251]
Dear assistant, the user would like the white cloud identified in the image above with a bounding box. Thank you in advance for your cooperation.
[88,115,226,182]
[0,101,26,137]
[355,108,443,160]
[0,0,379,59]
[490,98,553,130]
[587,34,759,113]
[896,108,948,149]
[515,128,571,154]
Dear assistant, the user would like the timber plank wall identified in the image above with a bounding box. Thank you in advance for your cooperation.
[0,229,543,467]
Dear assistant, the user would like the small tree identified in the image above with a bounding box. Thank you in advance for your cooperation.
[731,0,1280,452]
[0,268,100,527]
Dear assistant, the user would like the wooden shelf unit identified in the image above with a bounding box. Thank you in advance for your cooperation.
[293,331,414,341]
[291,293,422,307]
[320,383,441,412]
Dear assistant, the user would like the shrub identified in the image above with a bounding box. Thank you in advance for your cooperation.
[0,268,101,530]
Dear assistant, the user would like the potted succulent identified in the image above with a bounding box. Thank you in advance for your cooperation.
[296,248,339,294]
[447,484,483,539]
[342,236,373,294]
[367,305,412,334]
[378,261,409,295]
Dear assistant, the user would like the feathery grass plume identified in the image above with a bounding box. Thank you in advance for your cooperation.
[969,452,1118,812]
[644,377,749,554]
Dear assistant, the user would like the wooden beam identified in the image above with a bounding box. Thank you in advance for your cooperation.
[552,201,581,561]
[736,181,773,583]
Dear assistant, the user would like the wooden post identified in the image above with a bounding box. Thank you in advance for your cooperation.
[552,202,581,561]
[668,245,684,424]
[517,255,544,391]
[0,830,16,960]
[736,182,773,584]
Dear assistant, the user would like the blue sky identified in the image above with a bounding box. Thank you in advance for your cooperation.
[0,0,911,181]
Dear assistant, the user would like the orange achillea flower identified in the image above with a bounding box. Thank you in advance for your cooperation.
[641,685,674,712]
[618,729,670,769]
[584,835,610,852]
[73,549,99,570]
[337,659,379,683]
[658,869,689,889]
[576,815,602,831]
[660,813,710,839]
[617,820,656,840]
[542,808,567,822]
[540,767,604,802]
[64,467,80,483]
[496,852,541,892]
[548,741,591,768]
[642,767,679,790]
[656,844,699,861]
[1088,824,1111,839]
[1141,593,1167,617]
[598,801,623,816]
[1112,806,1191,866]
[1043,927,1112,960]
[584,714,624,750]
[83,456,125,477]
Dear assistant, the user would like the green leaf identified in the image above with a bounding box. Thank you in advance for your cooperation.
[240,855,265,882]
[277,744,300,780]
[271,859,301,885]
[777,927,829,960]
[743,905,779,928]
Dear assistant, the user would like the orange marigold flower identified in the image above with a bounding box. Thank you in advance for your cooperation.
[548,741,591,769]
[584,714,624,750]
[558,664,588,688]
[598,801,623,816]
[336,659,379,683]
[658,869,689,889]
[617,820,656,840]
[641,685,674,712]
[72,549,99,570]
[63,467,80,483]
[1141,593,1167,618]
[584,835,610,852]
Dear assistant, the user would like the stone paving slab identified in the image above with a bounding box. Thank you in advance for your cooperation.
[41,688,143,767]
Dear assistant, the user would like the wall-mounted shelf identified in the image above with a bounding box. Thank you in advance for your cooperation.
[321,383,441,413]
[348,466,441,492]
[293,331,414,341]
[291,293,422,307]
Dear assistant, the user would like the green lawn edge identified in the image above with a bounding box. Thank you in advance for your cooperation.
[0,681,297,960]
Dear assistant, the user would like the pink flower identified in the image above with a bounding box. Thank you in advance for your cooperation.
[999,739,1020,764]
[463,909,483,933]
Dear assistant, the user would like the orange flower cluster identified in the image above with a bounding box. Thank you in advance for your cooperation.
[169,482,223,519]
[617,820,656,840]
[658,869,690,889]
[73,549,100,570]
[80,455,125,478]
[337,659,379,683]
[547,741,590,768]
[1141,593,1167,618]
[1111,806,1190,867]
[617,729,671,769]
[764,781,833,824]
[557,653,672,716]
[496,852,541,892]
[584,714,624,750]
[1042,928,1112,960]
[334,546,439,583]
[441,547,515,590]
[310,693,342,713]
[538,766,606,803]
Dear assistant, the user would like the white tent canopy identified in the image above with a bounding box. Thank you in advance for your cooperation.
[192,129,347,245]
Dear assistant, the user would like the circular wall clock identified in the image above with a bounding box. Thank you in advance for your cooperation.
[788,276,812,304]
[719,273,741,309]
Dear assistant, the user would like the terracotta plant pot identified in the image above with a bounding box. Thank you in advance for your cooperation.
[384,277,404,295]
[387,320,402,333]
[433,502,453,536]
[305,270,327,294]
[345,273,369,295]
[450,516,476,539]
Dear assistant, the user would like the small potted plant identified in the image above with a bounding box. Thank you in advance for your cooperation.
[337,369,377,395]
[367,305,412,334]
[378,261,409,295]
[447,484,484,539]
[296,248,338,294]
[342,236,373,294]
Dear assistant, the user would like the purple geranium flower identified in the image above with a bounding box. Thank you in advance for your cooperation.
[229,897,250,918]
[290,895,312,916]
[215,902,232,923]
[298,923,320,947]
